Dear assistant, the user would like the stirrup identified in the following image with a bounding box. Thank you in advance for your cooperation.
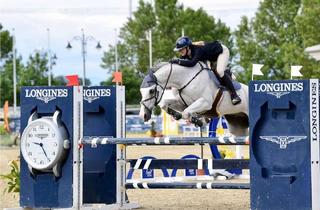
[231,95,241,105]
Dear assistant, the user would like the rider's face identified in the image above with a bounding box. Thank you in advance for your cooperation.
[179,48,188,57]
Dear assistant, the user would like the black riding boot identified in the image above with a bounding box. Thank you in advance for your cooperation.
[221,74,241,105]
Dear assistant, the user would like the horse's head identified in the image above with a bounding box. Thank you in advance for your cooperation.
[139,71,164,122]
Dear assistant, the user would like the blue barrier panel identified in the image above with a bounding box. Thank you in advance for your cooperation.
[249,80,320,210]
[83,86,117,204]
[126,156,169,180]
[209,117,242,175]
[20,86,75,208]
[171,154,209,177]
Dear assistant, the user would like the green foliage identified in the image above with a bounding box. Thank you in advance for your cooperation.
[234,0,320,83]
[0,24,70,107]
[0,25,12,59]
[295,0,320,47]
[0,160,20,196]
[101,67,142,104]
[100,0,232,103]
[153,105,162,116]
[0,125,7,134]
[0,55,24,107]
[19,52,50,86]
[52,75,68,86]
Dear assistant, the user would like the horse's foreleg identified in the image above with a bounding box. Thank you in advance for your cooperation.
[182,98,212,119]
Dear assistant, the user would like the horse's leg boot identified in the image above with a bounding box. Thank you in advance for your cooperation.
[221,74,241,105]
[167,107,182,120]
[191,116,203,127]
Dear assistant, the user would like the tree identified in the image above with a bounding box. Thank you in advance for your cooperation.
[0,24,12,59]
[101,0,232,104]
[19,52,50,86]
[52,75,68,86]
[295,0,320,47]
[234,0,320,83]
[0,25,25,107]
[0,57,24,107]
[100,67,143,104]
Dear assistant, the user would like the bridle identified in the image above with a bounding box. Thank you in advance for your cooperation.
[140,63,173,114]
[141,62,207,113]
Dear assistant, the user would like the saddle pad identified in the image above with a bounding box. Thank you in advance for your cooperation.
[207,70,242,91]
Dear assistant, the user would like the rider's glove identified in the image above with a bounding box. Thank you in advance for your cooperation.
[170,59,180,64]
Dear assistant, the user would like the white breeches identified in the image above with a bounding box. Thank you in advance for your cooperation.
[216,44,230,77]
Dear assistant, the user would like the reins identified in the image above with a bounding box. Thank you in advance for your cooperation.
[141,62,208,111]
[141,63,173,113]
[178,62,208,107]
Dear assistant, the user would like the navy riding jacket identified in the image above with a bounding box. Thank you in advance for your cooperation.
[177,41,223,67]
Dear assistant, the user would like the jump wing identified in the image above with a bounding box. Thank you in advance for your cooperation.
[259,136,280,144]
[287,136,307,144]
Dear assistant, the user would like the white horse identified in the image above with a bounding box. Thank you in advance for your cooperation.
[139,62,249,136]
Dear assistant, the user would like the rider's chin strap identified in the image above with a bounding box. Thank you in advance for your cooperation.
[178,62,206,107]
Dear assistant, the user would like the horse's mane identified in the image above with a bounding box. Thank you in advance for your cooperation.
[149,62,168,73]
[140,62,169,88]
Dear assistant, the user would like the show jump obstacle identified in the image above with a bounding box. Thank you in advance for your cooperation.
[12,79,319,210]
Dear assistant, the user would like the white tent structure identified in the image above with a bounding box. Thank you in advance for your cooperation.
[305,44,320,61]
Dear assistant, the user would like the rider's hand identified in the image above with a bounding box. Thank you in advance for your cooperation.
[170,59,180,64]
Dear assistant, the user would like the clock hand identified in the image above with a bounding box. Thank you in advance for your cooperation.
[39,143,50,162]
[32,142,41,145]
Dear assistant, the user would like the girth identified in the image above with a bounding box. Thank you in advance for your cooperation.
[202,88,223,118]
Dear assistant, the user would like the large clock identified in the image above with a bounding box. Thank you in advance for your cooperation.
[21,110,70,177]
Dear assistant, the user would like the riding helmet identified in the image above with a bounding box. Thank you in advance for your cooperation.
[173,36,192,51]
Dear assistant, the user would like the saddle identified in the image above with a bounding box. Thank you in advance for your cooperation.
[203,68,242,118]
[209,68,242,91]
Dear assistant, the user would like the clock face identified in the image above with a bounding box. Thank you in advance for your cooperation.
[21,119,62,170]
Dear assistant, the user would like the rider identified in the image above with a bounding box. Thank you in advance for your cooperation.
[171,36,241,105]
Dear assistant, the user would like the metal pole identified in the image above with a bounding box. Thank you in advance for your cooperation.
[149,29,152,68]
[0,27,2,58]
[12,28,17,116]
[182,28,184,36]
[129,0,132,19]
[200,126,203,159]
[115,29,118,72]
[126,182,250,189]
[0,27,2,107]
[47,28,52,86]
[82,136,250,146]
[81,28,86,86]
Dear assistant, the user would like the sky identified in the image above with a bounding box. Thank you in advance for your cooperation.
[0,0,261,85]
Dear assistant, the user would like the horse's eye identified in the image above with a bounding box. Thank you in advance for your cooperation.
[149,89,155,94]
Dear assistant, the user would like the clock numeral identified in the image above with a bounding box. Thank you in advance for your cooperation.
[33,158,37,163]
[27,143,30,147]
[40,125,44,129]
[52,133,55,137]
[28,152,32,156]
[52,152,56,156]
[40,160,44,165]
[28,134,33,137]
[47,127,50,131]
[53,142,58,147]
[33,128,36,131]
